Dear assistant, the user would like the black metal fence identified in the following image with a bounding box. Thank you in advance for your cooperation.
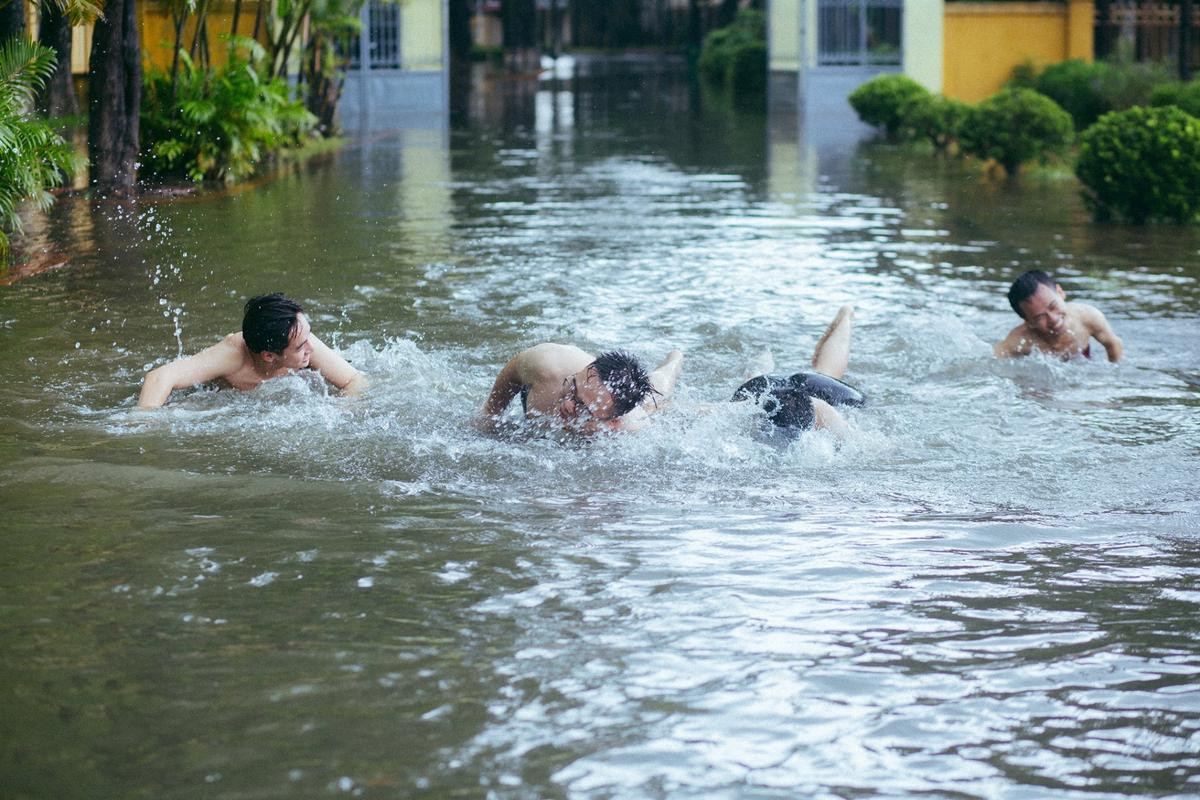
[1095,1,1200,77]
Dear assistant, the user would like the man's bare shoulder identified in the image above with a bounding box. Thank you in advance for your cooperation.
[517,343,590,379]
[204,333,255,383]
[1068,301,1107,325]
[995,323,1035,357]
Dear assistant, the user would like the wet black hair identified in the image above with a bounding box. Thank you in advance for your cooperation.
[1007,270,1056,318]
[590,350,658,419]
[242,293,304,355]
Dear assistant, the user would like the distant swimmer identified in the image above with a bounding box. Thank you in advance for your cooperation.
[994,270,1123,362]
[478,344,683,435]
[137,293,366,409]
[732,304,864,435]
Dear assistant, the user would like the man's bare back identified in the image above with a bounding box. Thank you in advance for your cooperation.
[479,343,682,434]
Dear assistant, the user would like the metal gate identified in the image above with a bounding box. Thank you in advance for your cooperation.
[345,0,402,71]
[817,0,903,67]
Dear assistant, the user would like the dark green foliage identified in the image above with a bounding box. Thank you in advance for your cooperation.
[1149,79,1200,118]
[1007,59,1038,90]
[727,41,766,109]
[848,73,930,139]
[0,36,83,258]
[1034,59,1109,130]
[900,93,971,151]
[141,38,316,183]
[958,87,1073,176]
[1076,105,1200,224]
[697,9,765,101]
[1095,57,1172,113]
[1029,57,1175,130]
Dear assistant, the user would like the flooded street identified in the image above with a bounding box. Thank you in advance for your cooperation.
[1,60,1198,798]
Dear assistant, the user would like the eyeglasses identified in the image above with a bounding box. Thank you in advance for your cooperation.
[563,375,614,423]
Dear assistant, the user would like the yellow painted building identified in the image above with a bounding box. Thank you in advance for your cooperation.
[769,0,1095,101]
[943,0,1094,102]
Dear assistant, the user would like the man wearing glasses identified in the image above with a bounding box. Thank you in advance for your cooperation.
[478,344,683,435]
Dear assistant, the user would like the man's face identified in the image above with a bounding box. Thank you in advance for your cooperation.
[559,367,618,433]
[273,313,314,370]
[1019,283,1068,336]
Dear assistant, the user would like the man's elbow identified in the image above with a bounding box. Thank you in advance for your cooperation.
[340,372,367,397]
[137,368,170,409]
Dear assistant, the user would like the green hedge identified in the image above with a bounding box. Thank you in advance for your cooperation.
[1076,105,1200,223]
[1149,79,1200,118]
[958,87,1073,176]
[697,9,766,103]
[1022,57,1175,130]
[900,93,971,151]
[848,74,930,140]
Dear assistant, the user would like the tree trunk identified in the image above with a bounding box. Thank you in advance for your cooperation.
[37,1,78,116]
[0,0,26,42]
[88,0,141,195]
[1182,0,1194,82]
[501,0,537,71]
[448,0,471,66]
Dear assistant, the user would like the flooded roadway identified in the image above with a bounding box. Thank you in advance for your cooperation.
[1,59,1198,798]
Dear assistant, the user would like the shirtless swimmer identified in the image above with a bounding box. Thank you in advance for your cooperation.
[137,293,365,409]
[478,344,683,435]
[994,270,1123,362]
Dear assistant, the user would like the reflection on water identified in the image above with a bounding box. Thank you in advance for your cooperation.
[1,59,1198,798]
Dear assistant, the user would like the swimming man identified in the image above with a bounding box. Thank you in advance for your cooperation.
[478,344,683,434]
[732,304,865,435]
[137,293,366,409]
[994,270,1123,362]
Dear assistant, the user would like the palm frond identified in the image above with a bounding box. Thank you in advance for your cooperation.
[0,37,58,111]
[42,0,103,26]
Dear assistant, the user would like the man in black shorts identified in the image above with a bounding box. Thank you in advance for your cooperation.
[732,305,865,435]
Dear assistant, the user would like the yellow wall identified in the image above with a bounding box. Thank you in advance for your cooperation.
[944,0,1093,102]
[70,0,445,75]
[140,0,271,73]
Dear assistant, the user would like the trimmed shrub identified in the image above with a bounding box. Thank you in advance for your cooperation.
[1149,79,1200,118]
[958,87,1073,176]
[900,93,972,151]
[1034,58,1109,130]
[697,9,765,92]
[848,74,930,140]
[727,41,767,109]
[1007,59,1038,90]
[1076,105,1200,224]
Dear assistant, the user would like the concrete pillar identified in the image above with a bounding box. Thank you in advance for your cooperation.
[903,0,943,92]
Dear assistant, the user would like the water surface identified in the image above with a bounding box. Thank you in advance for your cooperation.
[2,60,1198,798]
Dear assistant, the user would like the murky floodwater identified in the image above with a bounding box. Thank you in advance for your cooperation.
[2,60,1199,798]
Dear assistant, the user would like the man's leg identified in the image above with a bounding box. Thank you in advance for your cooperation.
[811,305,853,379]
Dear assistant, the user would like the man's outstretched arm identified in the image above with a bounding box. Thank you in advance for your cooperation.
[476,352,528,431]
[1083,305,1124,362]
[617,349,683,432]
[994,325,1033,359]
[137,336,242,409]
[308,335,367,396]
[646,348,683,408]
